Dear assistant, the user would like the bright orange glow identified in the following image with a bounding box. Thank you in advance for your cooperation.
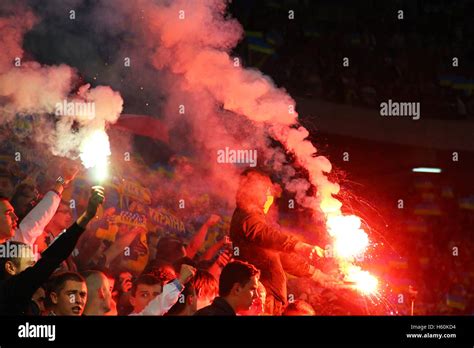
[322,211,377,296]
[345,265,379,295]
[79,130,111,182]
[326,215,369,258]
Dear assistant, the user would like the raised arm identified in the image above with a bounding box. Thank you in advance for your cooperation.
[186,214,221,259]
[130,264,196,316]
[14,167,79,245]
[14,190,61,245]
[201,236,227,261]
[5,186,104,303]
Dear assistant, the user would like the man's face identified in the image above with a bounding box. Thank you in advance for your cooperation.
[119,272,132,283]
[51,203,73,231]
[14,187,39,218]
[105,277,117,315]
[100,276,113,313]
[118,272,133,292]
[130,283,162,313]
[235,276,259,313]
[32,287,46,313]
[240,281,266,315]
[51,280,87,316]
[0,200,18,240]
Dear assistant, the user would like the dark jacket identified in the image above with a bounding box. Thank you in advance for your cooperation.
[194,297,236,316]
[0,222,85,315]
[229,208,312,305]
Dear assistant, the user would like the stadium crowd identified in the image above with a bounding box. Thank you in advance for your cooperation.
[0,163,350,316]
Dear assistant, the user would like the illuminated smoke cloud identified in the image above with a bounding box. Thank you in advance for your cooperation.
[106,0,341,215]
[1,0,343,218]
[0,1,123,167]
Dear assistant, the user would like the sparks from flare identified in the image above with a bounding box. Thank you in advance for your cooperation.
[326,215,369,258]
[322,206,378,295]
[326,215,379,295]
[325,215,379,295]
[343,263,379,295]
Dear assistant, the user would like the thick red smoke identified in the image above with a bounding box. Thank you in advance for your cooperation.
[1,0,343,220]
[109,0,342,216]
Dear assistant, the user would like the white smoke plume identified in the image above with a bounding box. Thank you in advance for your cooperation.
[0,1,123,165]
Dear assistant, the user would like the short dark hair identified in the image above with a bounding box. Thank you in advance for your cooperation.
[219,261,260,297]
[131,274,161,297]
[10,183,37,205]
[236,170,280,210]
[0,241,30,280]
[0,195,9,202]
[10,183,39,220]
[11,183,36,198]
[45,272,85,308]
[48,272,86,294]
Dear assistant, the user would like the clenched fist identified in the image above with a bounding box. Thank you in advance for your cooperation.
[206,214,221,227]
[86,186,105,219]
[178,264,197,285]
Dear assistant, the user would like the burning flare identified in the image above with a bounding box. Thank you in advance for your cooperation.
[322,210,378,295]
[79,130,111,182]
[344,264,379,295]
[326,215,369,258]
